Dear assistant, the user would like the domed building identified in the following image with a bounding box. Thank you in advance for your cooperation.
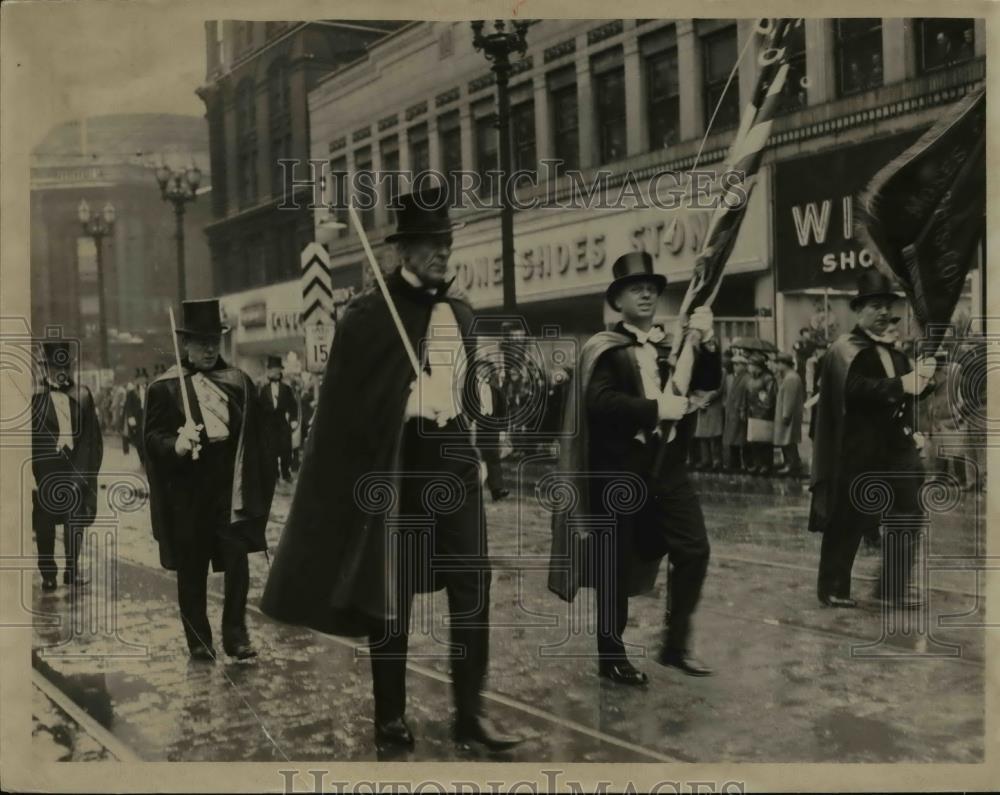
[31,113,213,381]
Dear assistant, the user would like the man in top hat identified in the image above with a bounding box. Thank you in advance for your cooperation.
[258,355,298,484]
[123,368,149,468]
[772,352,805,477]
[809,271,936,608]
[261,184,523,752]
[31,340,104,591]
[143,299,276,661]
[549,251,720,685]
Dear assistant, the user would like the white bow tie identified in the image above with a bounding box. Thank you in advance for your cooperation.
[631,326,666,346]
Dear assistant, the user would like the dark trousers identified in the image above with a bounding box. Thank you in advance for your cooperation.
[176,522,250,652]
[266,424,292,480]
[369,420,491,724]
[817,460,923,601]
[33,486,85,578]
[748,442,774,472]
[595,476,711,661]
[479,441,505,494]
[781,443,801,473]
[726,444,745,470]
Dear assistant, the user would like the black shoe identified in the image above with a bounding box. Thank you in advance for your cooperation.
[819,595,858,608]
[189,645,217,662]
[63,571,89,587]
[453,716,524,751]
[375,716,414,750]
[656,649,714,677]
[223,640,258,660]
[41,575,58,592]
[598,660,649,686]
[491,488,510,501]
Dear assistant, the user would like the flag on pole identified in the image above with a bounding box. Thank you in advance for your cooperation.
[679,18,796,318]
[855,87,985,350]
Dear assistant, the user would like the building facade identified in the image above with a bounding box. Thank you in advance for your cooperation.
[306,18,984,359]
[31,114,213,380]
[196,19,407,376]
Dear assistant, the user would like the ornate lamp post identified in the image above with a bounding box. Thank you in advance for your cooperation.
[154,162,202,302]
[77,199,116,369]
[471,19,531,314]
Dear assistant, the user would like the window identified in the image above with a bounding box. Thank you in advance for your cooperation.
[643,27,680,150]
[510,98,536,174]
[408,123,430,175]
[701,24,740,131]
[474,103,498,198]
[269,60,292,197]
[328,155,348,238]
[353,146,374,230]
[246,234,266,286]
[835,19,883,96]
[380,136,400,211]
[776,20,807,114]
[916,18,976,73]
[548,67,579,173]
[592,48,626,164]
[438,112,462,187]
[236,79,258,207]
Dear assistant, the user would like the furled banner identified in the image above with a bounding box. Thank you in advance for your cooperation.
[855,87,986,350]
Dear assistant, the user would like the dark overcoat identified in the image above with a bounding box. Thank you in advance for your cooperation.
[258,380,297,451]
[31,381,103,525]
[143,358,275,571]
[259,269,479,637]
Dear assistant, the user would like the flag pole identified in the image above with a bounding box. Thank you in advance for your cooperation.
[348,205,422,378]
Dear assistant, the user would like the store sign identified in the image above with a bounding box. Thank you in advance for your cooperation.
[240,301,268,329]
[450,171,769,308]
[774,131,923,292]
[269,310,302,335]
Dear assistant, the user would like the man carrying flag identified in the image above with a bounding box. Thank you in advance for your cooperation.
[144,299,276,661]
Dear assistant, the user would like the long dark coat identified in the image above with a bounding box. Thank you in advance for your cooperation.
[259,269,479,637]
[123,385,146,457]
[143,358,275,571]
[808,327,922,534]
[722,369,749,447]
[31,381,103,525]
[548,326,719,602]
[258,379,297,451]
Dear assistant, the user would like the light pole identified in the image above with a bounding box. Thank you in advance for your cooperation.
[154,162,202,302]
[78,199,116,370]
[471,19,531,315]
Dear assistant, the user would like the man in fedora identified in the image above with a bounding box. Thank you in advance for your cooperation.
[123,368,149,468]
[809,270,936,608]
[143,299,276,661]
[262,185,523,752]
[258,355,298,484]
[549,251,720,685]
[31,340,104,591]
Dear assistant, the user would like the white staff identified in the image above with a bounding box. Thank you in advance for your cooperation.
[168,306,202,461]
[347,204,422,378]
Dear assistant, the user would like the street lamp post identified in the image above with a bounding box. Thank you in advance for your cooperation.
[154,162,202,302]
[472,19,531,315]
[78,199,116,370]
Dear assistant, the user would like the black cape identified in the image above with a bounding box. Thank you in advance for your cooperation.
[143,359,275,571]
[260,269,477,637]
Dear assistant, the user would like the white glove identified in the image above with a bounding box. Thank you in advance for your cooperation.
[174,423,203,458]
[688,307,715,341]
[291,420,299,430]
[915,357,937,381]
[127,417,136,427]
[657,392,689,421]
[902,357,937,395]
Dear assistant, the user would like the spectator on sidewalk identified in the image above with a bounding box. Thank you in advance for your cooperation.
[723,352,749,472]
[692,337,725,471]
[744,352,776,475]
[773,353,805,477]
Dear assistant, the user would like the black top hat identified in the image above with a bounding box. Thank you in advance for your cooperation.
[266,355,283,370]
[385,185,465,243]
[175,299,230,336]
[40,340,73,366]
[775,352,794,366]
[850,269,901,311]
[606,252,667,309]
[134,367,149,380]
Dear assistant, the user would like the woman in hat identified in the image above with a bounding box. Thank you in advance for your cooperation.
[691,337,725,471]
[722,351,750,472]
[144,299,276,661]
[743,352,777,475]
[772,352,805,477]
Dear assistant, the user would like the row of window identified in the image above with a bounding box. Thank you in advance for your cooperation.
[325,17,976,227]
[235,59,294,208]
